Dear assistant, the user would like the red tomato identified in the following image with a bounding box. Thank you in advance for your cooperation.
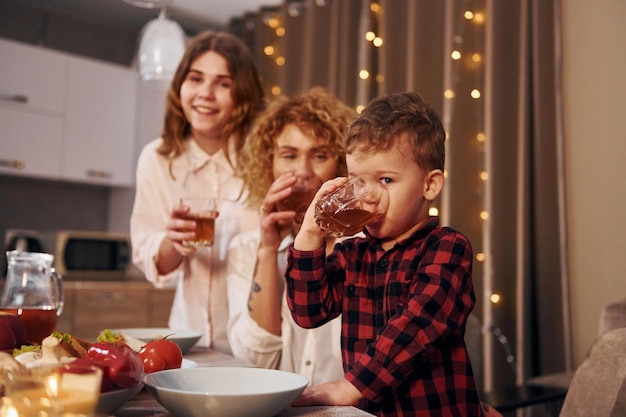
[138,339,183,374]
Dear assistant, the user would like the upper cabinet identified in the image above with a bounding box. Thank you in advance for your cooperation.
[63,56,137,186]
[0,38,137,187]
[0,39,66,178]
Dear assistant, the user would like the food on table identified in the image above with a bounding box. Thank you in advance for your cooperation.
[138,339,183,374]
[84,342,144,391]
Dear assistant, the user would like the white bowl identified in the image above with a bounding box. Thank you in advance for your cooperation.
[96,382,143,415]
[114,328,202,354]
[143,367,309,417]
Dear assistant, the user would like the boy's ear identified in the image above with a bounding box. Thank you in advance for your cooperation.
[424,169,444,201]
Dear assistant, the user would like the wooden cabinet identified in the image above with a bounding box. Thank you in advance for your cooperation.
[0,38,138,187]
[63,56,137,187]
[0,38,66,179]
[58,281,175,342]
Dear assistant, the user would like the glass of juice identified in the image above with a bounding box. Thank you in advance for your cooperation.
[314,174,389,237]
[276,169,323,224]
[179,197,218,248]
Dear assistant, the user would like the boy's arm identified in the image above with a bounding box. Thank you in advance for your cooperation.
[292,378,363,407]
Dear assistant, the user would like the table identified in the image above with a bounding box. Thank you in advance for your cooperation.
[112,347,374,417]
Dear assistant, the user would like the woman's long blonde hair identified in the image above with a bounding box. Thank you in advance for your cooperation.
[157,30,265,174]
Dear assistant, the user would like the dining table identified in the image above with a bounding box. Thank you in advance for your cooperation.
[111,346,375,417]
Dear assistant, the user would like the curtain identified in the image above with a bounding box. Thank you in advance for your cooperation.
[229,0,570,395]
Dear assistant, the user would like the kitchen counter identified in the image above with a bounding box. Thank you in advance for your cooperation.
[112,347,374,417]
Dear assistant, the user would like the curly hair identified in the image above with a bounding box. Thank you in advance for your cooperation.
[157,30,265,174]
[239,87,356,207]
[344,92,446,172]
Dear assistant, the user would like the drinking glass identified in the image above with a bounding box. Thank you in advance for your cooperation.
[180,197,218,248]
[1,362,102,417]
[276,169,323,224]
[314,174,389,237]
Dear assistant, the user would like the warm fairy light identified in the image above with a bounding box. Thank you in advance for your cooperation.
[356,104,365,113]
[373,37,383,47]
[267,17,279,28]
[429,207,439,216]
[275,27,285,36]
[264,45,274,56]
[490,293,501,304]
[480,210,489,220]
[471,89,481,99]
[443,169,448,178]
[370,3,380,12]
[476,252,485,262]
[376,74,384,83]
[476,132,486,142]
[444,89,455,99]
[275,56,285,66]
[464,10,474,20]
[479,171,488,181]
[359,69,370,79]
[365,31,376,41]
[473,12,485,24]
[451,50,462,60]
[472,53,482,63]
[271,86,281,96]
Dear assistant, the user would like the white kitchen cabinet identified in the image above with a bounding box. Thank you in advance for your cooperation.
[0,38,66,179]
[63,56,138,187]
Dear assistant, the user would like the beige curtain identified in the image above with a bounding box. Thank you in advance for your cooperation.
[230,0,570,395]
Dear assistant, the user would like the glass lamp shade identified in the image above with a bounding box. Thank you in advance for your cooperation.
[137,13,186,81]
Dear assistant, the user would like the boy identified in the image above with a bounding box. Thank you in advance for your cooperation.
[285,92,484,416]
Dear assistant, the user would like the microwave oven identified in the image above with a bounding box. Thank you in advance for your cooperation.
[4,229,134,281]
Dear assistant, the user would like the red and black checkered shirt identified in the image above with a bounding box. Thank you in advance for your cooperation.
[286,217,484,417]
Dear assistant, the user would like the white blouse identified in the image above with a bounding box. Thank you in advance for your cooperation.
[226,230,344,385]
[130,138,259,353]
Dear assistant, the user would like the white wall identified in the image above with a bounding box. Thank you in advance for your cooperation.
[563,0,626,366]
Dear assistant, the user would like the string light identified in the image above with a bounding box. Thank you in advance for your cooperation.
[359,69,370,80]
[429,207,439,216]
[490,293,501,304]
[264,45,275,56]
[476,252,486,262]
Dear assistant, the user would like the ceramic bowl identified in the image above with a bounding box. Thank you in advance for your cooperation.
[143,367,309,417]
[96,382,143,415]
[113,328,202,354]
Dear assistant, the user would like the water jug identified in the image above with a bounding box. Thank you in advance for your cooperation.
[1,250,64,344]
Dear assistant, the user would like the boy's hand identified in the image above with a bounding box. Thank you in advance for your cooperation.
[294,177,348,251]
[291,378,362,407]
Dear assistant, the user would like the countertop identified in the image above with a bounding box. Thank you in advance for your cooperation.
[111,347,374,417]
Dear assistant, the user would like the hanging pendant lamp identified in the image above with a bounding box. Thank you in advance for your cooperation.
[124,0,187,81]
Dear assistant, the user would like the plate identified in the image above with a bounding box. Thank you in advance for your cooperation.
[181,359,197,369]
[96,382,143,415]
[113,328,202,354]
[144,367,309,417]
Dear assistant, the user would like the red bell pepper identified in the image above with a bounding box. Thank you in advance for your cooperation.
[85,342,144,389]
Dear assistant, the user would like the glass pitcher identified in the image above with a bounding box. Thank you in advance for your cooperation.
[1,250,64,344]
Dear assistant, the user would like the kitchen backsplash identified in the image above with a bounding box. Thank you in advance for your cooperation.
[0,174,111,251]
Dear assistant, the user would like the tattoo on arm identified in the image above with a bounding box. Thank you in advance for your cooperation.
[247,281,262,312]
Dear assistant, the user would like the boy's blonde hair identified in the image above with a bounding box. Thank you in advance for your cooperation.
[239,87,356,207]
[344,92,445,172]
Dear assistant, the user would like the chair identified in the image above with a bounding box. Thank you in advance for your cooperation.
[599,297,626,336]
[558,327,626,416]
